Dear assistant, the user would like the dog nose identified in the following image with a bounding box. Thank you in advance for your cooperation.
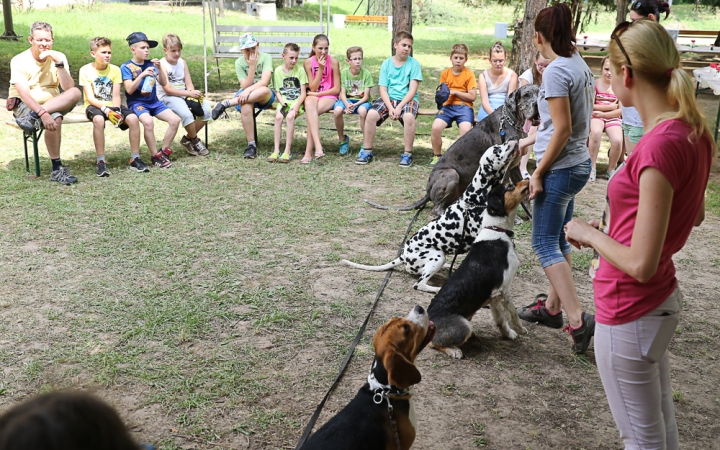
[413,305,425,315]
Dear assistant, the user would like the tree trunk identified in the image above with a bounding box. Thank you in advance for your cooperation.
[391,0,412,55]
[510,0,547,75]
[616,0,629,25]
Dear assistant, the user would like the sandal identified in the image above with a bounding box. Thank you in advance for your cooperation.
[314,152,326,161]
[589,169,597,183]
[278,152,292,163]
[300,156,313,164]
[266,152,279,162]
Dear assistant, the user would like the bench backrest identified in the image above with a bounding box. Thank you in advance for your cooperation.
[213,25,325,59]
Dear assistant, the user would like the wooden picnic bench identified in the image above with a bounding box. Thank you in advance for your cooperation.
[678,30,720,41]
[210,25,325,85]
[345,15,389,25]
[5,113,90,177]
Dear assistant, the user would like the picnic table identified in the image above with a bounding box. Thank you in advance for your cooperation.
[576,39,720,56]
[694,66,720,141]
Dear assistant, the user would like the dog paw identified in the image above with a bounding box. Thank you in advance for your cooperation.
[445,347,464,359]
[520,326,528,335]
[506,329,519,340]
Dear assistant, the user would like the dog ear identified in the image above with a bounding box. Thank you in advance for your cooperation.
[383,349,421,389]
[487,185,506,217]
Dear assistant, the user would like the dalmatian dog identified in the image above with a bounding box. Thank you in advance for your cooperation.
[340,141,520,293]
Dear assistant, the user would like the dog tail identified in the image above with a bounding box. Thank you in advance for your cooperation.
[364,194,431,212]
[339,257,404,271]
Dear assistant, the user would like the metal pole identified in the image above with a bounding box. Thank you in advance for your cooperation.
[327,0,330,37]
[319,0,322,32]
[1,0,21,40]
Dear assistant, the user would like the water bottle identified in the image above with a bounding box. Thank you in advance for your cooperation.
[140,67,156,97]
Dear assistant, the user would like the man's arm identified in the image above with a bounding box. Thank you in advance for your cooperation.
[14,81,44,114]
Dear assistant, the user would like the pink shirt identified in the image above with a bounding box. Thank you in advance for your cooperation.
[593,119,712,325]
[309,55,336,99]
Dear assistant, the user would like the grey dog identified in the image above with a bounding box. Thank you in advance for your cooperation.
[367,84,540,216]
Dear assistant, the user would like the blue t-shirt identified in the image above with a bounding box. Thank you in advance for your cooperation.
[378,56,423,102]
[121,59,158,105]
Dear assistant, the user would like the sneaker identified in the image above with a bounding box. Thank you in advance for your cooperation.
[399,152,413,167]
[16,112,41,133]
[49,166,78,185]
[161,147,173,159]
[564,312,596,354]
[130,156,150,173]
[266,152,279,162]
[181,135,200,156]
[96,160,110,177]
[193,137,209,156]
[606,169,616,180]
[517,294,564,329]
[211,102,228,120]
[151,151,172,169]
[243,144,257,159]
[339,135,350,156]
[278,152,292,163]
[355,149,374,165]
[428,155,440,167]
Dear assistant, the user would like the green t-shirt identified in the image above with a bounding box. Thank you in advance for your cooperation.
[273,64,308,106]
[340,67,374,101]
[235,52,273,85]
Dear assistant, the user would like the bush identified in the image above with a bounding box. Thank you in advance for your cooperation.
[413,0,469,25]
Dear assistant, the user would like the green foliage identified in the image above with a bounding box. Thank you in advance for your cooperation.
[413,0,469,25]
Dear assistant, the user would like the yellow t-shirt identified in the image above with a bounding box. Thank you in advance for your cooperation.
[8,48,70,104]
[79,63,122,107]
[439,67,477,108]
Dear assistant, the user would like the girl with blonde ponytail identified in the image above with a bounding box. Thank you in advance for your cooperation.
[566,18,715,449]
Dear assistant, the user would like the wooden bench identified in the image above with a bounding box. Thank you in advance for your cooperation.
[345,15,389,25]
[678,30,720,41]
[5,113,90,177]
[211,25,325,85]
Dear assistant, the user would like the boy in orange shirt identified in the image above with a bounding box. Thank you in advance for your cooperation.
[430,43,477,167]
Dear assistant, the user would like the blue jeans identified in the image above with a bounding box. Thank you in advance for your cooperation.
[532,158,591,268]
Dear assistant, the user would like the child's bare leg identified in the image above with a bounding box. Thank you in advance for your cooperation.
[125,114,141,155]
[240,88,272,143]
[606,125,624,172]
[402,113,416,154]
[363,109,380,149]
[311,98,336,156]
[274,109,284,154]
[304,97,319,160]
[519,152,530,176]
[92,115,106,157]
[333,106,345,141]
[138,113,158,154]
[156,109,182,150]
[184,123,198,140]
[193,119,207,135]
[458,121,472,137]
[430,118,447,157]
[285,110,297,154]
[358,107,367,134]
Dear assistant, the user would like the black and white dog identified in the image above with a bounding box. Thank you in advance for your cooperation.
[428,180,529,359]
[340,141,520,293]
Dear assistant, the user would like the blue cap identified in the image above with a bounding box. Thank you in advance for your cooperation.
[126,32,158,48]
[435,83,450,110]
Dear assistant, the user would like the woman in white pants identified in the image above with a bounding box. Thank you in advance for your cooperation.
[565,19,716,449]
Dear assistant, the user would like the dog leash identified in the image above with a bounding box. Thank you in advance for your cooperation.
[294,204,426,450]
[368,372,410,450]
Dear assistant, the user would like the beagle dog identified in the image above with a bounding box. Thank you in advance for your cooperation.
[302,306,436,450]
[428,181,530,359]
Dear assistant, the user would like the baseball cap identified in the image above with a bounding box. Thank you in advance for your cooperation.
[435,83,450,110]
[126,32,158,48]
[239,33,259,50]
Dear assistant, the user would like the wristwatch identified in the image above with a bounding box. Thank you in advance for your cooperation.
[55,61,65,68]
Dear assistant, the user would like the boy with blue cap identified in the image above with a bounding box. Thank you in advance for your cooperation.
[121,31,181,169]
[211,33,274,159]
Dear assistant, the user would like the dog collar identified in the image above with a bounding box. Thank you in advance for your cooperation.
[367,372,412,401]
[484,226,515,239]
[498,105,523,143]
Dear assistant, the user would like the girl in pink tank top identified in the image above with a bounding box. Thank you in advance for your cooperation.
[302,34,341,163]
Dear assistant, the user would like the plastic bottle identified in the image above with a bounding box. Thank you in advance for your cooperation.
[141,67,156,97]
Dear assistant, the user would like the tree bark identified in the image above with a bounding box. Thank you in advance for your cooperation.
[510,0,547,75]
[616,0,630,25]
[391,0,412,55]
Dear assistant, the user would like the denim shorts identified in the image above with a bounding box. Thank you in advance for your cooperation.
[436,104,474,126]
[333,98,371,113]
[531,158,591,268]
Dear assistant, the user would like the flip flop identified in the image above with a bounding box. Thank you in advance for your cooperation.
[300,157,313,164]
[314,153,326,161]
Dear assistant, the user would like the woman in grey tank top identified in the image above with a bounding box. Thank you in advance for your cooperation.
[516,3,596,354]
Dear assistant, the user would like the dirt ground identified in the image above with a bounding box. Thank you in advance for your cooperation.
[0,91,719,449]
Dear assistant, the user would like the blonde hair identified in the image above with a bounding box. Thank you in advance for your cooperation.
[609,19,716,155]
[451,43,468,58]
[162,33,183,50]
[346,46,363,59]
[490,41,507,58]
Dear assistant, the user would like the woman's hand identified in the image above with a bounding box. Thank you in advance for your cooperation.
[528,171,544,200]
[564,219,597,249]
[316,54,326,69]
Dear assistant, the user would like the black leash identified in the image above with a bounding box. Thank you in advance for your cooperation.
[294,204,426,450]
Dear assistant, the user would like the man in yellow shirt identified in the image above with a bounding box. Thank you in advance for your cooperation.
[8,21,82,184]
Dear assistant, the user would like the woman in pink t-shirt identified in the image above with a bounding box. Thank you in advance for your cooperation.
[302,34,341,164]
[566,19,716,449]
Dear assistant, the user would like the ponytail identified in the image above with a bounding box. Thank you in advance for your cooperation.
[535,4,576,58]
[309,33,329,59]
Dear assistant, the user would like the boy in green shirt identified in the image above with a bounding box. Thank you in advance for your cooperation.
[211,33,274,159]
[333,46,374,156]
[268,43,308,163]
